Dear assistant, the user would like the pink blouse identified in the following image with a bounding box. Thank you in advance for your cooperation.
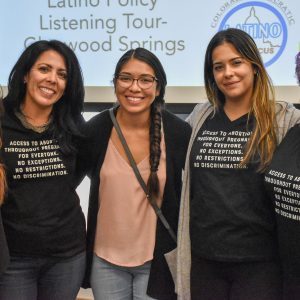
[94,136,166,267]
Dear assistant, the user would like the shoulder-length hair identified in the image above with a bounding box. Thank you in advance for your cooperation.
[204,28,277,171]
[4,40,84,154]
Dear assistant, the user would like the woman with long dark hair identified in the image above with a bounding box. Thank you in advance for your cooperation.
[82,47,191,299]
[0,87,9,275]
[0,40,86,300]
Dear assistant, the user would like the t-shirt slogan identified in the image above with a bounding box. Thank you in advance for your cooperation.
[265,169,300,221]
[193,129,251,169]
[4,139,68,180]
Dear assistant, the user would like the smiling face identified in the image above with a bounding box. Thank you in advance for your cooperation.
[115,58,159,116]
[212,42,255,106]
[23,49,67,113]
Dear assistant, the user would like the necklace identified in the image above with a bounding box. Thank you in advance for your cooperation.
[15,110,52,133]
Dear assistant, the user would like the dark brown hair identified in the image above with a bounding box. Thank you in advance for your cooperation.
[114,48,167,197]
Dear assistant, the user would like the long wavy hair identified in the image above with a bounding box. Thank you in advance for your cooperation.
[0,87,7,204]
[204,28,277,171]
[113,48,167,198]
[4,40,85,154]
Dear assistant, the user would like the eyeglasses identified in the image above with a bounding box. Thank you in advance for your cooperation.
[116,74,158,89]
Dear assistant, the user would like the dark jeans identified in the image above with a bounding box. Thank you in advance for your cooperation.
[0,251,86,300]
[191,255,282,300]
[283,276,300,300]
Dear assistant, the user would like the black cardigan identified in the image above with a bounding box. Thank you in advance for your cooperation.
[81,108,191,299]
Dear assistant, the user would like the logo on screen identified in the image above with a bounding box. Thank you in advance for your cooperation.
[219,1,287,67]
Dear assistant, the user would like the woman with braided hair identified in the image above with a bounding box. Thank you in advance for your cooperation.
[81,47,191,299]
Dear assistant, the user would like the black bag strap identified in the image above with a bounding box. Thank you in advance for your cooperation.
[109,108,177,243]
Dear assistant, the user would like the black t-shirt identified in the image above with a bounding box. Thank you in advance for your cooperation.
[190,108,277,261]
[265,124,300,278]
[0,111,86,258]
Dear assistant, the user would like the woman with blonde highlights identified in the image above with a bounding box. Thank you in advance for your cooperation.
[175,28,300,300]
[204,28,277,171]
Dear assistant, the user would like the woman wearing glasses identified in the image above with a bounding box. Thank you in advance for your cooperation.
[81,47,191,299]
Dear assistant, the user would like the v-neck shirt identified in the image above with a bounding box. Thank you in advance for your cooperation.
[94,136,166,267]
[189,108,277,261]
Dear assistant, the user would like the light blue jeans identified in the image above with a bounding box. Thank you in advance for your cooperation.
[91,254,156,300]
[0,251,86,300]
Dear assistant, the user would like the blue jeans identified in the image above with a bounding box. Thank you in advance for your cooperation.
[0,251,86,300]
[91,254,156,300]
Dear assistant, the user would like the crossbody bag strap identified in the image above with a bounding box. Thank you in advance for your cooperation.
[109,108,177,243]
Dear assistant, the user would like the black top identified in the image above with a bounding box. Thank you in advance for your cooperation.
[0,108,86,258]
[80,108,191,299]
[0,211,9,273]
[265,124,300,278]
[190,108,277,261]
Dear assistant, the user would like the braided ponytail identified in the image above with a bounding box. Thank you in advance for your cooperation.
[147,100,162,198]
